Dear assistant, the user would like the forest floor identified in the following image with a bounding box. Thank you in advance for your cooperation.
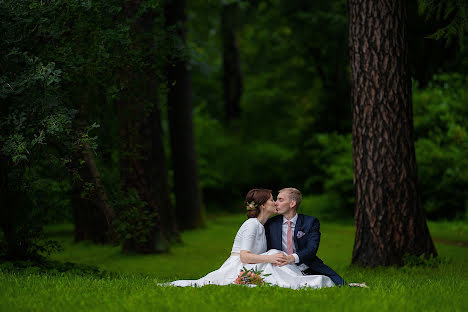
[0,214,467,311]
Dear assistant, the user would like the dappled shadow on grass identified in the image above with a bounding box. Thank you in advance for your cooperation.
[0,259,116,278]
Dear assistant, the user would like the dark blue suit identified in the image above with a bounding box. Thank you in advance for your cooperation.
[265,214,346,286]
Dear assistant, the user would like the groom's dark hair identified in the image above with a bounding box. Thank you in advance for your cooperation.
[244,189,272,218]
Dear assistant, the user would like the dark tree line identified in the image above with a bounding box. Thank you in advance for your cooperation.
[0,0,207,259]
[1,0,464,267]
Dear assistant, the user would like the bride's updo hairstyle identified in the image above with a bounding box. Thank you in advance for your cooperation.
[244,189,272,218]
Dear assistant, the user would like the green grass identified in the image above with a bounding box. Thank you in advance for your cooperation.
[1,214,467,311]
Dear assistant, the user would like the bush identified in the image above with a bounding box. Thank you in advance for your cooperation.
[194,110,294,211]
[413,73,468,219]
[299,193,350,221]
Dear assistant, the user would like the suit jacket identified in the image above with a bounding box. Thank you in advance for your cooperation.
[265,213,345,286]
[265,214,324,267]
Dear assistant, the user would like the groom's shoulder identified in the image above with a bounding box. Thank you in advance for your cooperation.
[266,214,283,225]
[298,213,319,223]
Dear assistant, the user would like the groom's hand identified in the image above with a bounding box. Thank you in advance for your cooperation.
[279,255,295,266]
[270,253,288,266]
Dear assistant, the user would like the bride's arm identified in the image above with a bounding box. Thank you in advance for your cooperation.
[240,250,287,265]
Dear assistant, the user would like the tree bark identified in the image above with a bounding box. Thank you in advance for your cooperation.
[165,0,205,230]
[349,0,437,267]
[71,136,115,243]
[221,2,243,122]
[118,1,178,253]
[118,96,174,253]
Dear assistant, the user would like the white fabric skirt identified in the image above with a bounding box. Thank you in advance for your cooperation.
[168,249,335,289]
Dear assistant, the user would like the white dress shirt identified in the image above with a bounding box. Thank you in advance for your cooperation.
[282,214,309,271]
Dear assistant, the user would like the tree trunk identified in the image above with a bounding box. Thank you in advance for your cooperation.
[119,97,174,253]
[71,92,115,243]
[165,0,205,230]
[221,2,243,122]
[349,0,437,267]
[71,141,115,243]
[0,154,35,260]
[118,1,178,253]
[0,154,21,259]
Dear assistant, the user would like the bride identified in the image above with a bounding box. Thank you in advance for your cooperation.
[168,189,335,289]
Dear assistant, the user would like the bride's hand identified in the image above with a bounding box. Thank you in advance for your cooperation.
[269,252,288,265]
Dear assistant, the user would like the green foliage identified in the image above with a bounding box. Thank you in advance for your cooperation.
[305,134,354,215]
[418,0,468,47]
[0,50,76,166]
[0,0,81,260]
[194,110,294,210]
[413,73,468,219]
[402,253,449,267]
[1,0,173,258]
[0,212,63,261]
[300,194,350,221]
[111,189,158,247]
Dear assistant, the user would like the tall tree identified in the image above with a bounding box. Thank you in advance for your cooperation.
[349,0,437,267]
[118,0,178,253]
[221,1,243,122]
[165,0,205,230]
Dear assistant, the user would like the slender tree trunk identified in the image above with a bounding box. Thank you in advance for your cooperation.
[0,154,34,259]
[349,0,437,267]
[221,2,243,122]
[165,0,205,230]
[71,146,114,243]
[0,154,21,259]
[71,96,115,243]
[118,1,178,253]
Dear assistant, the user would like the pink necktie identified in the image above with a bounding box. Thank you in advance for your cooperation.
[287,220,293,255]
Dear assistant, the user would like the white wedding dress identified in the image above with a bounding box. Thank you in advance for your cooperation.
[168,218,335,289]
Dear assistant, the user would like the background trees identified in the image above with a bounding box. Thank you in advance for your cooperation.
[165,0,205,231]
[0,0,466,264]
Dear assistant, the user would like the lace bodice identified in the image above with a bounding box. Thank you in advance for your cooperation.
[231,218,267,255]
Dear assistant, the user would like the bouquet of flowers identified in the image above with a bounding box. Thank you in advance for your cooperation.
[234,266,271,286]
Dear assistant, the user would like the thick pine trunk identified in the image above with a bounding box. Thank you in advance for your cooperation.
[119,98,173,253]
[221,2,243,122]
[118,2,178,253]
[349,0,437,267]
[165,0,205,230]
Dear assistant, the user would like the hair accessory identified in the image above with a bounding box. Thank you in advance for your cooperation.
[246,201,258,211]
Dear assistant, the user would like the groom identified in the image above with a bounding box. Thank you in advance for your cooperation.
[265,187,346,286]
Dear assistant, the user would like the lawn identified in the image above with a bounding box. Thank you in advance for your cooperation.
[0,214,467,311]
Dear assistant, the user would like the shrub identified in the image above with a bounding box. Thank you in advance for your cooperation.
[413,73,468,219]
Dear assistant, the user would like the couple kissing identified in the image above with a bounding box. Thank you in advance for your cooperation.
[168,188,345,289]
